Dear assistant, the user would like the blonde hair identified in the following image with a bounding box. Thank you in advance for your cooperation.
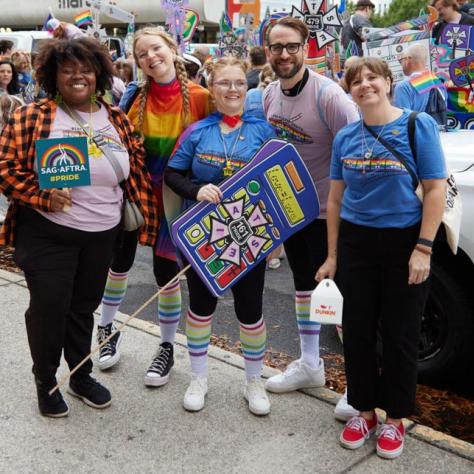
[207,57,248,86]
[258,64,276,90]
[133,27,191,133]
[0,94,24,132]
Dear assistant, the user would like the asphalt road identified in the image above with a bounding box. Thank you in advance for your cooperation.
[120,245,343,359]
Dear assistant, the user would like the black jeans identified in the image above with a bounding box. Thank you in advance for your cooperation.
[337,219,430,419]
[110,229,178,287]
[184,258,266,325]
[284,218,328,291]
[14,207,119,384]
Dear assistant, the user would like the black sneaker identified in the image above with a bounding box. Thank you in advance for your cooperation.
[97,323,123,371]
[144,342,174,387]
[67,375,112,409]
[35,378,69,418]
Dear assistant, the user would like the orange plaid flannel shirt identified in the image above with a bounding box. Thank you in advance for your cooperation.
[0,99,158,247]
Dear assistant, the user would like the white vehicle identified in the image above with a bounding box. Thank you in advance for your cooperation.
[0,31,51,54]
[420,130,474,381]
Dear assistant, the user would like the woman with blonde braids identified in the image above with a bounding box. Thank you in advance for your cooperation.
[96,27,211,385]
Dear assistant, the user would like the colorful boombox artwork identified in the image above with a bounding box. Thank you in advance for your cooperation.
[171,140,319,297]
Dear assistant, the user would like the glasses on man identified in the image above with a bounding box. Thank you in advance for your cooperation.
[268,43,303,55]
[213,80,248,90]
[399,55,409,63]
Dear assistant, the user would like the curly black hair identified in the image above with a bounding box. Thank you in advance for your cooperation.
[34,37,114,98]
[0,60,20,95]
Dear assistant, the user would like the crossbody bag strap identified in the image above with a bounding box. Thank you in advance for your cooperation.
[58,103,126,183]
[363,116,419,189]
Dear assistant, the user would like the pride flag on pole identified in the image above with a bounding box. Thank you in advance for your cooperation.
[74,10,93,27]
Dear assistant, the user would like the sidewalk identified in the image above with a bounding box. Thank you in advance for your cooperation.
[0,268,473,473]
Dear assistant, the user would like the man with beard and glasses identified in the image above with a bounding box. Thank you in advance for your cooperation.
[262,17,359,414]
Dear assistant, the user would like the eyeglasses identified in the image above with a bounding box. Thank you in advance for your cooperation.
[213,80,248,90]
[268,43,303,55]
[399,56,410,63]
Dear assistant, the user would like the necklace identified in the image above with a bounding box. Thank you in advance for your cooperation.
[279,76,305,141]
[219,124,244,177]
[63,102,102,159]
[360,120,388,172]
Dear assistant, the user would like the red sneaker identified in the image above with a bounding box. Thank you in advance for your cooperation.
[340,415,378,449]
[377,422,405,459]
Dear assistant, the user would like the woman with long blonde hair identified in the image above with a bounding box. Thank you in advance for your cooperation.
[97,28,212,386]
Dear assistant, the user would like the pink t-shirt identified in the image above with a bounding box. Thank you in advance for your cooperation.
[37,104,130,231]
[263,69,359,217]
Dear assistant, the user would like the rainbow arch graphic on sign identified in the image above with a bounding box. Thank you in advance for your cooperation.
[40,143,87,168]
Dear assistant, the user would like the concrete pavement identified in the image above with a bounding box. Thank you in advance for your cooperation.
[0,268,473,473]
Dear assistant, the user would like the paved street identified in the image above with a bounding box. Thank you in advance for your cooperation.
[119,245,343,360]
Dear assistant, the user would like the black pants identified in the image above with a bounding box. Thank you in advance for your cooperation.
[110,229,178,287]
[13,207,119,385]
[284,218,328,291]
[185,258,266,325]
[337,220,430,419]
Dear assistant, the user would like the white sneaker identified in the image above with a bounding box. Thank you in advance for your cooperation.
[183,376,208,412]
[334,389,359,422]
[265,358,325,393]
[244,378,271,416]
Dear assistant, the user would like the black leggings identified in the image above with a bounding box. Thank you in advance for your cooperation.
[110,229,178,287]
[184,258,266,325]
[284,218,328,292]
[337,220,430,419]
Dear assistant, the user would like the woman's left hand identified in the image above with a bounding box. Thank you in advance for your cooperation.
[408,248,431,285]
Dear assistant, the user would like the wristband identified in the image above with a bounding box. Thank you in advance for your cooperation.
[417,238,433,248]
[415,244,432,255]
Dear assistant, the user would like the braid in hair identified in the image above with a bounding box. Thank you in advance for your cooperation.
[174,56,191,128]
[136,77,150,141]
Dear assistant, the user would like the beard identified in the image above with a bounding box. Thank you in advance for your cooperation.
[269,57,304,79]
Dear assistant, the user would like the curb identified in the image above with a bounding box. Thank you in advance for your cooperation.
[115,312,474,462]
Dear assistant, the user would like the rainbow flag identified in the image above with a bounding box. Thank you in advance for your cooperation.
[409,72,443,94]
[74,10,93,27]
[447,88,474,113]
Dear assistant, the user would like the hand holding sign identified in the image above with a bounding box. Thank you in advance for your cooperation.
[50,188,72,212]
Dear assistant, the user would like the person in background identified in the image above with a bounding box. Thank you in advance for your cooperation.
[341,0,375,57]
[114,57,134,85]
[316,57,446,460]
[431,0,474,43]
[0,40,14,60]
[246,46,267,90]
[0,94,24,224]
[0,36,157,418]
[11,51,32,92]
[183,53,202,83]
[96,28,211,386]
[165,57,275,415]
[393,43,447,126]
[0,60,20,96]
[244,63,275,120]
[262,17,359,398]
[458,0,474,15]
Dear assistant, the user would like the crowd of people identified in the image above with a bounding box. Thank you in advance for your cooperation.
[0,0,458,460]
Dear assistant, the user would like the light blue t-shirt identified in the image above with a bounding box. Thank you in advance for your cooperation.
[244,88,265,120]
[169,113,275,186]
[393,75,447,112]
[330,110,447,228]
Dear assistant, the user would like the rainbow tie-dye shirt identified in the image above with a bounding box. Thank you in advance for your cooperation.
[128,79,211,259]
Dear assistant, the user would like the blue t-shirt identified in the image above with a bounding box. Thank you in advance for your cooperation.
[169,112,275,186]
[244,88,265,120]
[330,110,447,228]
[393,77,447,112]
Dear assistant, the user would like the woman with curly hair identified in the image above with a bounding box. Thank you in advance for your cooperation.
[96,28,212,387]
[0,36,157,418]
